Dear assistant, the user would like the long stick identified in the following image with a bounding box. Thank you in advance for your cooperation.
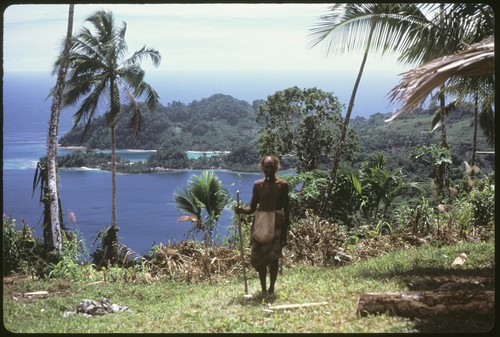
[264,302,329,312]
[236,191,248,294]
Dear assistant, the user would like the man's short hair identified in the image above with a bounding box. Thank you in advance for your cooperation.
[259,155,281,171]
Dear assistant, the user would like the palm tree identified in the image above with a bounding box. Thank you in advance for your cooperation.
[309,3,429,215]
[385,3,494,201]
[59,10,161,258]
[174,171,231,247]
[310,3,493,210]
[43,4,74,252]
[431,75,494,186]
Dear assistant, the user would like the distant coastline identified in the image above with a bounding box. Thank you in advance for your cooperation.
[61,166,105,172]
[55,148,244,173]
[58,145,157,153]
[58,147,233,159]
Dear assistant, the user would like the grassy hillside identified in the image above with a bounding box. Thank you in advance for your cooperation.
[3,241,494,333]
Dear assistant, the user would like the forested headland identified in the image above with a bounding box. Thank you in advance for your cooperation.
[57,91,494,178]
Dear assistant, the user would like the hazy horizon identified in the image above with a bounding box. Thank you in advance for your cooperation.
[3,68,402,121]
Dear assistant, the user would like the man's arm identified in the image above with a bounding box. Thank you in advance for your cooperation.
[236,182,259,215]
[282,182,290,246]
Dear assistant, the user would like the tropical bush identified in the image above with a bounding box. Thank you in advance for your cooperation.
[47,230,93,280]
[468,175,495,226]
[3,216,43,275]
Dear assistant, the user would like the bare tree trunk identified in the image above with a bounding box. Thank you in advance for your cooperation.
[46,4,74,252]
[320,25,374,216]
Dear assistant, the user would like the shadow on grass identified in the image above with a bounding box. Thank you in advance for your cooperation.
[228,291,279,307]
[355,266,494,290]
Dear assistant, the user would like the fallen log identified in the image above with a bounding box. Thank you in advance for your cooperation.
[357,289,494,318]
[114,241,145,264]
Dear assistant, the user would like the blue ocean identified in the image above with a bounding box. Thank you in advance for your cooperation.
[2,70,397,255]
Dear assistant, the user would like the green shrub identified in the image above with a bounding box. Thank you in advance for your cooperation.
[3,216,43,275]
[47,230,94,280]
[469,182,495,226]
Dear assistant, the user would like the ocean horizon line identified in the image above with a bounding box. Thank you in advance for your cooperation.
[3,70,401,118]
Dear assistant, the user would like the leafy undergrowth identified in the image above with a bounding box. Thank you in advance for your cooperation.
[3,238,494,333]
[145,214,494,282]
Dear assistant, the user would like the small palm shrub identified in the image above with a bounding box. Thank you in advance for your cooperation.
[174,171,231,247]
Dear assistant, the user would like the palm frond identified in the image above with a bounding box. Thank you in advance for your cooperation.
[119,66,159,111]
[114,22,129,60]
[173,186,202,221]
[308,3,428,57]
[386,36,494,122]
[177,215,199,223]
[189,171,230,217]
[430,100,458,132]
[104,82,121,127]
[120,65,144,87]
[71,29,107,62]
[122,94,143,138]
[125,46,161,68]
[139,81,160,111]
[69,80,108,143]
[32,160,47,200]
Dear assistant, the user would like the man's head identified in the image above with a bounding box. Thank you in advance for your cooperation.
[259,155,280,175]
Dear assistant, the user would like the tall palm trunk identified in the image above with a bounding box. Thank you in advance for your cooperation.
[437,3,450,203]
[111,124,117,228]
[471,92,479,170]
[103,124,119,264]
[46,4,74,252]
[437,88,450,203]
[320,24,375,216]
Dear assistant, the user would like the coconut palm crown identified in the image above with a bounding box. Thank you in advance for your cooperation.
[56,10,161,229]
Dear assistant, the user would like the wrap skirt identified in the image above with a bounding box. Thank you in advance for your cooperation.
[250,210,284,270]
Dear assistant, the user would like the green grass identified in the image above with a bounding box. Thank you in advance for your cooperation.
[3,241,494,333]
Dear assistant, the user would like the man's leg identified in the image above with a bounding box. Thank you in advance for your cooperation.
[268,259,279,294]
[257,266,267,294]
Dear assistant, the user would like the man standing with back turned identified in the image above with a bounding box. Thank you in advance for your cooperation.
[235,155,290,297]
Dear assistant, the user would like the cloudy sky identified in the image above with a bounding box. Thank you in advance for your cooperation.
[3,3,408,74]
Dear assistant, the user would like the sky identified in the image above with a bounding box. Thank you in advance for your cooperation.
[3,3,409,75]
